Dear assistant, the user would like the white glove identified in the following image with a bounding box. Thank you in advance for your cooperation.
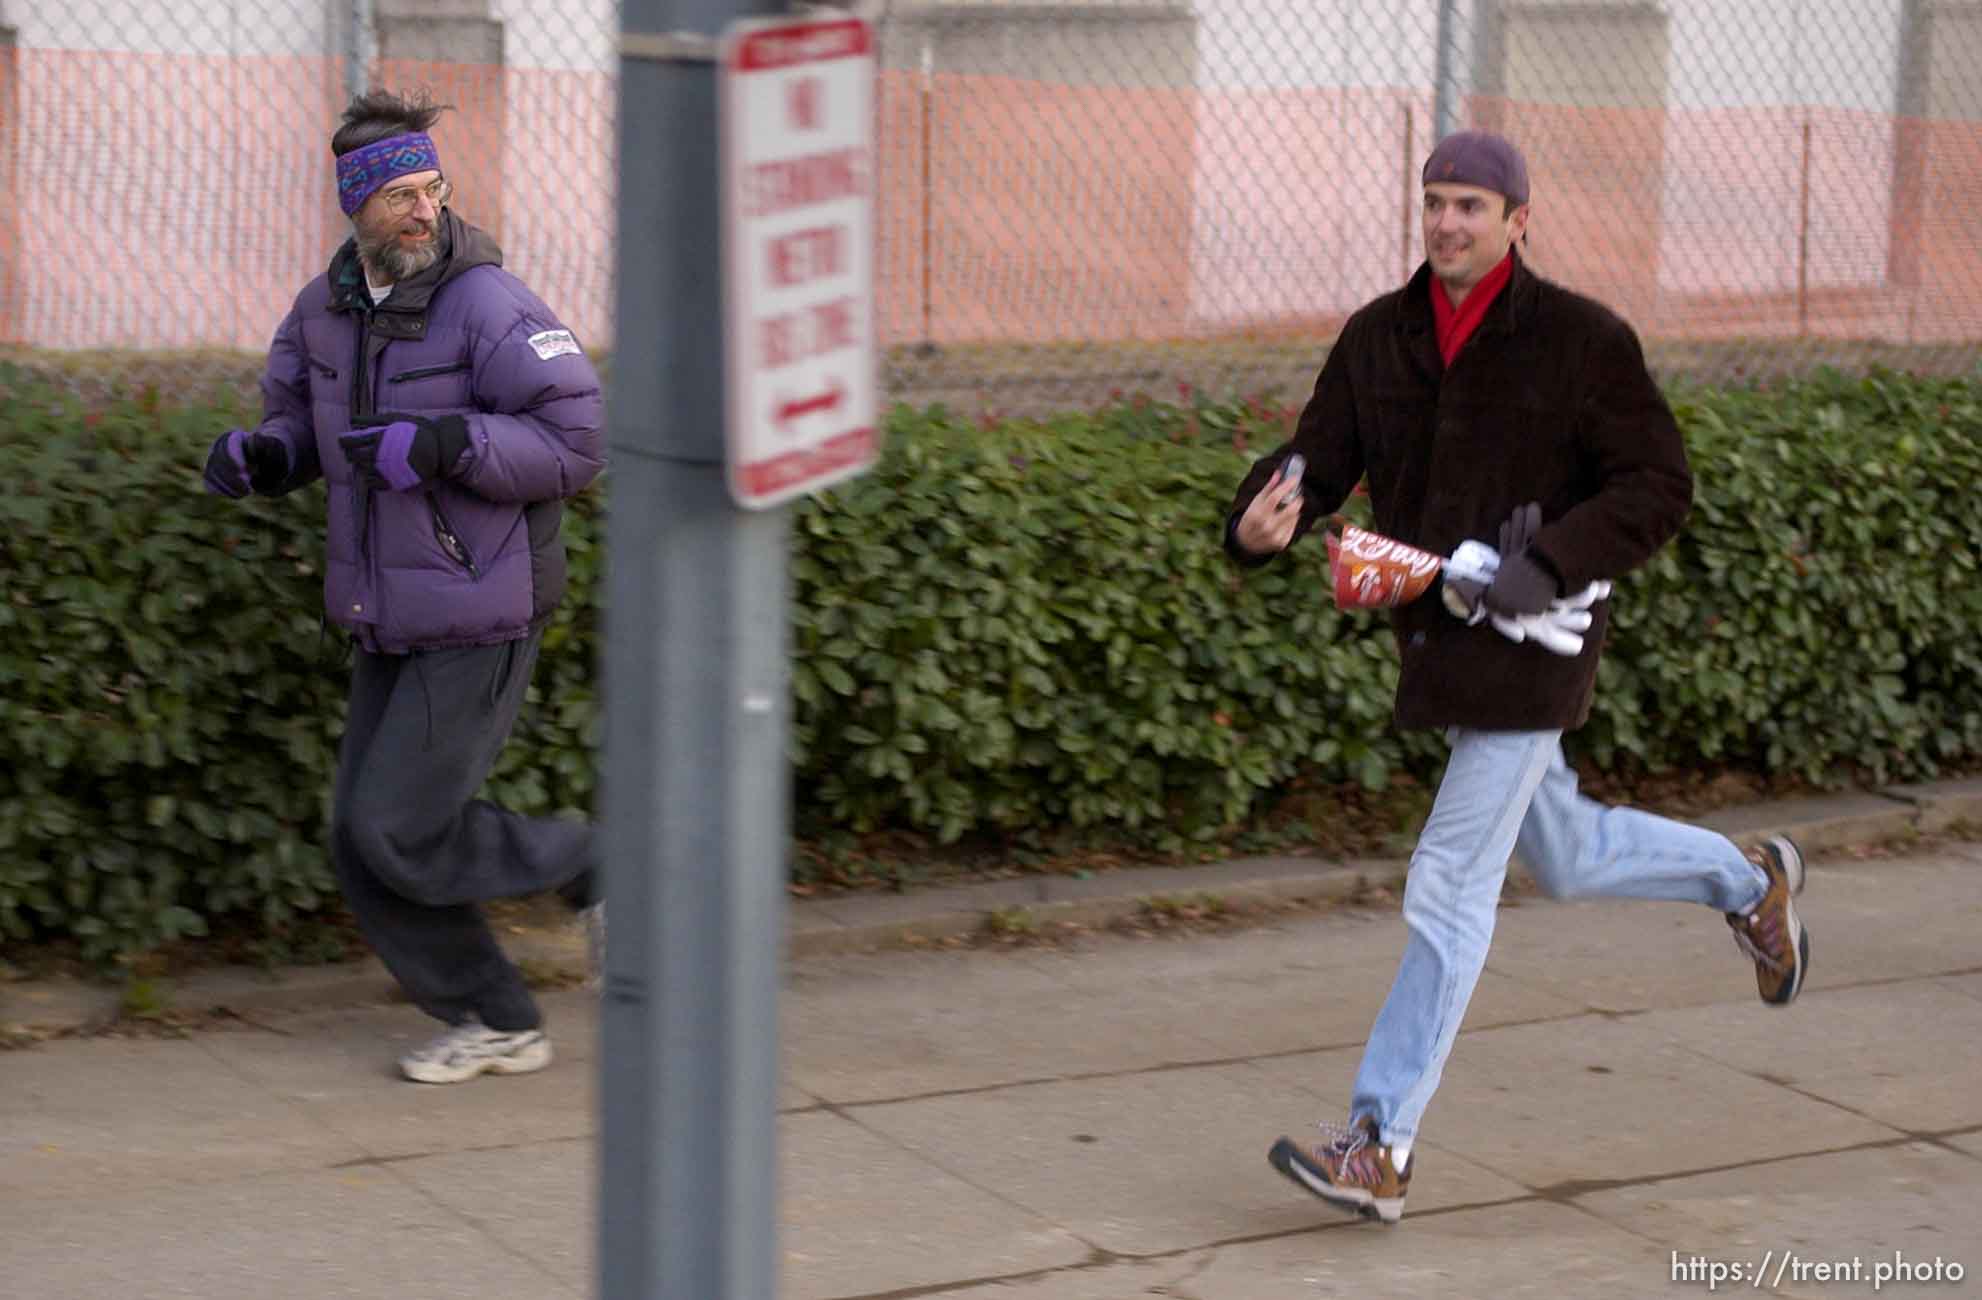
[1489,581,1612,656]
[1490,608,1587,655]
[1444,540,1611,655]
[1553,580,1612,612]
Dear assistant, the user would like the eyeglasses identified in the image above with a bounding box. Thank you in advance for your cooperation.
[376,178,452,217]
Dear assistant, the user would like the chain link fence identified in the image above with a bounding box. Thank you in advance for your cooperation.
[3,1,1979,412]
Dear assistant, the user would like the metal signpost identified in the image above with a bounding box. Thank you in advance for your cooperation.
[600,2,876,1297]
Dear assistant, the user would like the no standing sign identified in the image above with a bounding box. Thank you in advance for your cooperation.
[720,15,879,510]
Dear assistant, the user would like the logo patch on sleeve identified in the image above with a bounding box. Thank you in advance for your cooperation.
[528,328,581,361]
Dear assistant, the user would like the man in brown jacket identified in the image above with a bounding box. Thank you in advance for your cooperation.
[1227,131,1810,1225]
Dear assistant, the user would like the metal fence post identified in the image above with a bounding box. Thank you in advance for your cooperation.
[1432,0,1460,142]
[600,1,788,1298]
[346,0,372,99]
[1889,0,1926,301]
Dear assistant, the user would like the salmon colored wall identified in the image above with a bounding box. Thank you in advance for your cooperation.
[875,70,1197,347]
[3,53,1979,352]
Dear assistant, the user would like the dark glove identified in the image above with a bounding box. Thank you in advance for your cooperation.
[204,429,289,498]
[338,412,470,492]
[1442,502,1539,620]
[1498,500,1541,560]
[1483,502,1559,616]
[1484,552,1560,616]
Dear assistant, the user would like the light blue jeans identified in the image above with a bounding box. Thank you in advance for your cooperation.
[1349,728,1768,1145]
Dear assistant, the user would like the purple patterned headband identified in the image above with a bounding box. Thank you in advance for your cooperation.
[336,132,443,216]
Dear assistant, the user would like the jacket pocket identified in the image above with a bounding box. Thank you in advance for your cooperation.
[430,497,481,579]
[389,360,473,384]
[306,354,339,380]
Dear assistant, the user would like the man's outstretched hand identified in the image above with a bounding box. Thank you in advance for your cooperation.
[1233,458,1306,557]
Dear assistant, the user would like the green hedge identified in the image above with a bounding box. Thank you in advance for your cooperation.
[1590,375,1982,777]
[3,365,1979,960]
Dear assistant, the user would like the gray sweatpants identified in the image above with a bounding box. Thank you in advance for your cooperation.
[330,631,594,1032]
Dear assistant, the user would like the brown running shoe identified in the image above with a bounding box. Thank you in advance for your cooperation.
[1268,1116,1412,1224]
[1727,835,1809,1006]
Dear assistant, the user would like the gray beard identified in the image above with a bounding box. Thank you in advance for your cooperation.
[357,223,442,284]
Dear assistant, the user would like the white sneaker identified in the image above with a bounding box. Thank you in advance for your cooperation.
[399,1019,553,1085]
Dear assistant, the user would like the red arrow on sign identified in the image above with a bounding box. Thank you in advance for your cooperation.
[774,382,845,428]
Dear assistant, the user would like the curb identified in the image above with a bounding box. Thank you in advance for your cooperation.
[783,857,1408,957]
[5,780,1979,1036]
[783,779,1982,959]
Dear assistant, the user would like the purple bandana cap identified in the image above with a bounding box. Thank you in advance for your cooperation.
[336,132,443,216]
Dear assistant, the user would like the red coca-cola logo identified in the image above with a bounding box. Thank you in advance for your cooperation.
[1338,525,1442,575]
[1325,525,1443,610]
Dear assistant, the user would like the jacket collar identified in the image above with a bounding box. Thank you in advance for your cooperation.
[328,209,504,322]
[1397,247,1538,378]
[1400,246,1537,338]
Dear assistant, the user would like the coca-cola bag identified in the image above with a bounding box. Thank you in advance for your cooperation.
[1323,523,1444,609]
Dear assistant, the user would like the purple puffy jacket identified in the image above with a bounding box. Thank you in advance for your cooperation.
[248,211,606,653]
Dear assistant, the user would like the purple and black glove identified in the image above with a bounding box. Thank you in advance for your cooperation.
[338,413,470,493]
[1483,501,1560,617]
[203,429,290,498]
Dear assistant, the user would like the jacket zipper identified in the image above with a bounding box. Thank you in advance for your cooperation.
[430,496,482,580]
[389,359,471,383]
[347,308,383,649]
[350,310,374,565]
[350,310,377,420]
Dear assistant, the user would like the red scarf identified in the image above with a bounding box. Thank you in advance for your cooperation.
[1430,252,1514,367]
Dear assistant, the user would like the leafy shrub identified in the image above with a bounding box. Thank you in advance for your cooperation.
[2,380,341,959]
[788,398,1431,845]
[4,363,1978,960]
[1590,371,1982,778]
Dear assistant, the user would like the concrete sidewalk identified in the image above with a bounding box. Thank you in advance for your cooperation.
[4,831,1981,1296]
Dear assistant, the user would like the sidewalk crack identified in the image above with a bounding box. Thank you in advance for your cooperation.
[373,1157,578,1295]
[832,1105,1111,1259]
[1535,1127,1976,1212]
[822,1008,1598,1112]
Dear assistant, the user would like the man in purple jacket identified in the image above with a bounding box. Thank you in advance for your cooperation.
[203,90,607,1084]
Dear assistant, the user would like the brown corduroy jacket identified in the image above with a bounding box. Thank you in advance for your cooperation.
[1227,253,1692,732]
